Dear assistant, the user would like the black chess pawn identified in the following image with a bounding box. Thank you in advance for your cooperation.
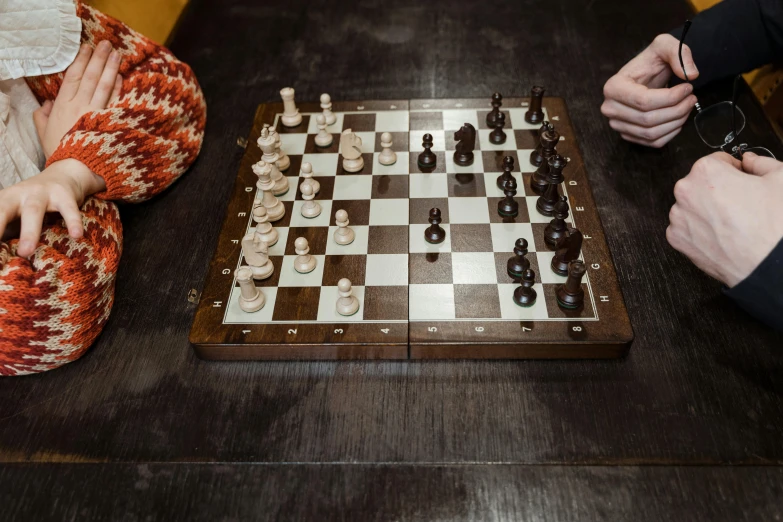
[513,269,537,307]
[530,123,559,195]
[424,207,446,244]
[497,177,519,217]
[525,85,546,124]
[496,155,515,190]
[551,228,583,276]
[545,196,570,249]
[417,133,437,170]
[556,260,586,310]
[529,121,549,167]
[489,111,507,145]
[507,238,530,279]
[536,154,566,217]
[453,123,476,166]
[486,92,503,127]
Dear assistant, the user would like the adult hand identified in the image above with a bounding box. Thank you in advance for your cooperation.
[667,152,783,287]
[33,41,123,158]
[0,159,106,257]
[601,34,699,148]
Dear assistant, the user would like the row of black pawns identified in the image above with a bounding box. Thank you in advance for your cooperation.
[423,88,586,310]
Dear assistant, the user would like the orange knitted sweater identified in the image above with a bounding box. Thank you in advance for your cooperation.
[0,2,206,375]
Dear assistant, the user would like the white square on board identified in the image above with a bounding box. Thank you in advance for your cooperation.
[369,198,409,226]
[497,284,550,320]
[442,109,480,131]
[478,129,518,151]
[490,222,535,253]
[409,224,451,253]
[365,254,409,286]
[409,130,446,152]
[517,150,539,173]
[301,153,339,177]
[372,152,410,175]
[268,227,289,256]
[278,255,326,287]
[325,225,370,255]
[275,177,299,201]
[482,171,523,198]
[224,286,278,324]
[306,112,344,134]
[525,197,553,224]
[409,173,448,198]
[507,107,549,130]
[452,252,498,284]
[445,153,485,174]
[333,175,373,200]
[289,200,333,227]
[448,197,490,224]
[409,284,456,320]
[279,133,308,155]
[317,285,365,322]
[375,111,409,132]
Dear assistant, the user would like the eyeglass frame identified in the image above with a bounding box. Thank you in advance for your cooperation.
[678,20,776,159]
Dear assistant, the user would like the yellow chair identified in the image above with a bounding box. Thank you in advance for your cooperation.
[87,0,189,45]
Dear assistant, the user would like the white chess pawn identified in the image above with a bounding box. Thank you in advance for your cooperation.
[242,233,274,280]
[294,237,317,274]
[257,128,289,196]
[333,209,355,245]
[378,132,397,165]
[252,206,278,247]
[336,278,359,316]
[320,93,336,126]
[269,125,290,171]
[279,87,302,127]
[314,113,333,147]
[252,161,285,221]
[236,267,265,312]
[300,182,322,218]
[300,162,320,195]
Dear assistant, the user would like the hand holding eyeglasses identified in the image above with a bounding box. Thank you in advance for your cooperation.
[601,34,700,148]
[667,151,783,287]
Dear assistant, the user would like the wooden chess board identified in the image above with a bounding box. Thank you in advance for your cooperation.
[189,96,634,359]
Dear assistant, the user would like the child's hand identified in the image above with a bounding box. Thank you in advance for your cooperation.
[0,159,106,257]
[33,41,123,158]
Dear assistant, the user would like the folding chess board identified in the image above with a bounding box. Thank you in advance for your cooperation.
[189,97,634,359]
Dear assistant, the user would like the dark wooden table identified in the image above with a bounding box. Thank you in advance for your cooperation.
[2,0,782,520]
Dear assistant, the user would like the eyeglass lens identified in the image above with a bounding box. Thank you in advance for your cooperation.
[694,101,746,149]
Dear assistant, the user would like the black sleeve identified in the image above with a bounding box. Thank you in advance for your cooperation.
[670,0,783,88]
[723,238,783,331]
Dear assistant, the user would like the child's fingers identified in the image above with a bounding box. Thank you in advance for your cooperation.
[76,40,112,103]
[32,101,53,142]
[17,202,46,258]
[57,200,84,239]
[60,44,93,101]
[90,50,122,109]
[109,75,123,105]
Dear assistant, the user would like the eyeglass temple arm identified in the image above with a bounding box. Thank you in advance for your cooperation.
[679,20,693,83]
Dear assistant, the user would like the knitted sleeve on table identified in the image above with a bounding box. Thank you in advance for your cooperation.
[0,198,122,376]
[26,3,207,203]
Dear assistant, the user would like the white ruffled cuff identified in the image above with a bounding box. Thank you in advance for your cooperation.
[0,0,82,80]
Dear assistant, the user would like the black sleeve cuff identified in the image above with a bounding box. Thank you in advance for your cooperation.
[724,238,783,331]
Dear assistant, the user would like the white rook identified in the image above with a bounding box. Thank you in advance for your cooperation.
[280,87,303,127]
[236,267,265,312]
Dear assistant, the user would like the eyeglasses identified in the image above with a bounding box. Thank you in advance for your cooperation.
[679,20,776,159]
